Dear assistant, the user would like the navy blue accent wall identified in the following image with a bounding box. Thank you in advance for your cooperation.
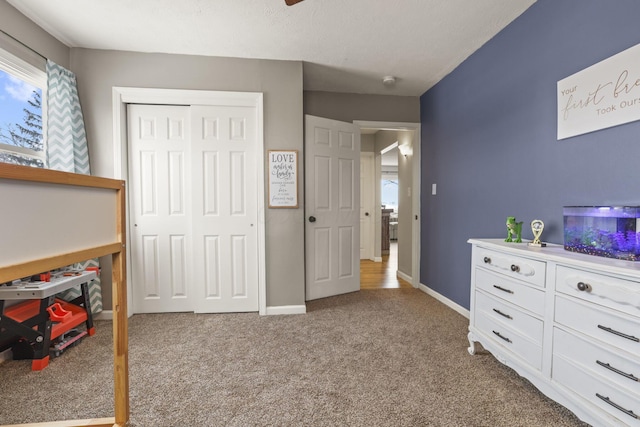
[420,0,640,310]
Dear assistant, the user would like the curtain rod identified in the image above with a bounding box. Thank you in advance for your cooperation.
[0,28,48,61]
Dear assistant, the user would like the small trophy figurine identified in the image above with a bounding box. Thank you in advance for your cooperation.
[529,219,546,247]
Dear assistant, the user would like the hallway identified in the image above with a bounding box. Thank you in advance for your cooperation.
[360,242,412,289]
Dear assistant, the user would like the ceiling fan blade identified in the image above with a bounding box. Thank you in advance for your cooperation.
[285,0,304,5]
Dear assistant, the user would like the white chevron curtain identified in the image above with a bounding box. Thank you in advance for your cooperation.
[46,60,102,314]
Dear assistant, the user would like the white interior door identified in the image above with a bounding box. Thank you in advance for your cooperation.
[190,105,259,313]
[129,103,259,314]
[360,152,374,260]
[305,115,360,300]
[128,104,193,313]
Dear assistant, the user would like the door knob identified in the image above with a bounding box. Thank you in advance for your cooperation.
[365,212,369,216]
[309,216,316,223]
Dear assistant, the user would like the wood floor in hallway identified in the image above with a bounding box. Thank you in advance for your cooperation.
[360,242,412,289]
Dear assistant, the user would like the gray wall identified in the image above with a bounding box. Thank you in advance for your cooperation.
[70,48,305,309]
[0,1,69,67]
[361,134,375,152]
[304,91,420,123]
[420,0,640,310]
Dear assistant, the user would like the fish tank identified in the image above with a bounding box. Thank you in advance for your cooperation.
[564,206,640,261]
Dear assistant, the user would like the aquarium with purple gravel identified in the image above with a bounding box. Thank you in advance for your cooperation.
[563,206,640,261]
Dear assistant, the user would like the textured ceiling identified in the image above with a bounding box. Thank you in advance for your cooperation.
[8,0,536,96]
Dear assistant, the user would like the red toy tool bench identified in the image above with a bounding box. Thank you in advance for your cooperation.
[0,270,97,370]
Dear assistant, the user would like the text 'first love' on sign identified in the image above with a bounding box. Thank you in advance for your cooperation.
[557,42,640,140]
[268,150,298,208]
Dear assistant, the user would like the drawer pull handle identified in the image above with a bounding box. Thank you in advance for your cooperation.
[576,281,592,292]
[492,308,513,320]
[483,256,491,264]
[510,264,520,272]
[596,393,639,420]
[492,330,512,343]
[493,285,514,294]
[596,360,639,382]
[597,325,640,342]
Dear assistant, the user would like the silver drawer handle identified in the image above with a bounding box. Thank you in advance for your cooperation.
[492,308,513,320]
[492,330,512,343]
[597,325,640,342]
[493,285,514,294]
[596,360,639,382]
[483,256,491,264]
[510,264,520,272]
[596,393,639,420]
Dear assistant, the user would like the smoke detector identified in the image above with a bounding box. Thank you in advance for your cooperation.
[382,76,396,86]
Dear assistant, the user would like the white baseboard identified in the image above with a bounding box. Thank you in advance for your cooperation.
[396,270,412,284]
[418,283,470,319]
[374,257,382,262]
[94,310,113,321]
[265,305,307,315]
[100,307,307,317]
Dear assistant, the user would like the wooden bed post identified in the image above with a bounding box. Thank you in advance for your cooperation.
[113,181,129,426]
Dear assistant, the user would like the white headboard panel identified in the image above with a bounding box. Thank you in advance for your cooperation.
[0,179,117,270]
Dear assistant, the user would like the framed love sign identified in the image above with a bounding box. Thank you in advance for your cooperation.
[268,150,298,208]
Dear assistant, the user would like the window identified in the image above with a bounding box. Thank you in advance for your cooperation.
[381,177,398,212]
[0,48,46,167]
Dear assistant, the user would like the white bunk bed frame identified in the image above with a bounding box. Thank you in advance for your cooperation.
[0,163,129,427]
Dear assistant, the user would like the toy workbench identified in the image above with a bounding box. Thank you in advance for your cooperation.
[0,270,97,370]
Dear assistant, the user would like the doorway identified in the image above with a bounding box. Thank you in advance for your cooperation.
[381,141,399,266]
[355,121,421,289]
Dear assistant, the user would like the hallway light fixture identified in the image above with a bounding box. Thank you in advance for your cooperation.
[398,144,412,157]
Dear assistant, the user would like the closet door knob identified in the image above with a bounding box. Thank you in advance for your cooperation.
[309,216,316,223]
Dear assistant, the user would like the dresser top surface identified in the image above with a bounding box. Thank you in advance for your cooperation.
[469,238,640,279]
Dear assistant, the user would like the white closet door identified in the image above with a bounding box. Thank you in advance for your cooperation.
[128,104,193,313]
[128,103,259,314]
[190,105,259,313]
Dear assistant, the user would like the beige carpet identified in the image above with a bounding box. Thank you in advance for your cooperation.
[0,288,588,426]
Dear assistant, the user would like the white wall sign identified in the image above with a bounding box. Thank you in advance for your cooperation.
[268,150,298,208]
[557,42,640,140]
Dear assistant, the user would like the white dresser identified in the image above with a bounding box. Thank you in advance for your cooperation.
[468,238,640,427]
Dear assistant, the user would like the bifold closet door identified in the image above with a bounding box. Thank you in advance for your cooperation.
[190,105,259,313]
[128,104,193,313]
[128,103,259,314]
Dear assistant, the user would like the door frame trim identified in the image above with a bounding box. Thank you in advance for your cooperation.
[354,120,421,289]
[112,87,267,316]
[360,151,375,261]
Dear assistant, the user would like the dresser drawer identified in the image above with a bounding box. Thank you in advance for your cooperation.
[475,308,543,370]
[476,291,543,345]
[554,327,640,397]
[556,265,640,319]
[553,354,640,426]
[475,268,545,315]
[555,295,640,356]
[475,247,546,288]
